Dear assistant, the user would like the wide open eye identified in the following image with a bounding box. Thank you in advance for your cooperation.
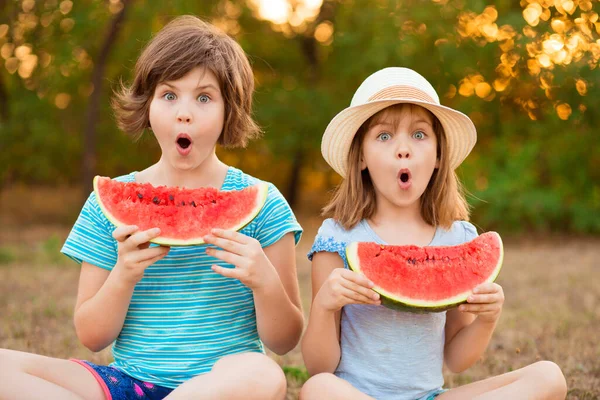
[163,92,176,101]
[377,132,392,141]
[413,131,425,140]
[198,94,210,103]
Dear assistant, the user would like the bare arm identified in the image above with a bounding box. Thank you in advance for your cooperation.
[205,230,303,355]
[444,282,504,372]
[252,233,304,355]
[301,252,380,376]
[444,308,496,372]
[73,226,169,352]
[73,262,135,352]
[301,252,343,375]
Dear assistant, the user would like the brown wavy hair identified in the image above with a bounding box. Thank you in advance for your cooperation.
[323,104,470,230]
[112,15,260,146]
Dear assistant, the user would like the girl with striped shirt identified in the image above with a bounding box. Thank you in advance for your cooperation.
[0,16,302,400]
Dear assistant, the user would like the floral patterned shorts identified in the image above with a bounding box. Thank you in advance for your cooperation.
[71,359,173,400]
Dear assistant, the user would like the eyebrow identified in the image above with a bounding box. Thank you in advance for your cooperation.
[372,118,432,128]
[159,82,219,91]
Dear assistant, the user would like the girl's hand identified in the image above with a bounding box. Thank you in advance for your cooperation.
[315,268,381,312]
[459,282,504,324]
[112,225,170,285]
[203,228,279,291]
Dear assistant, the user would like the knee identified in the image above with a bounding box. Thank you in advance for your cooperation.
[0,348,31,379]
[0,349,20,372]
[299,373,337,400]
[215,353,286,400]
[531,361,567,399]
[0,349,8,371]
[249,354,287,399]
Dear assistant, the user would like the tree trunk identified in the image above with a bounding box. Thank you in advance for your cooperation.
[286,149,304,208]
[0,74,7,122]
[285,1,337,207]
[82,0,130,197]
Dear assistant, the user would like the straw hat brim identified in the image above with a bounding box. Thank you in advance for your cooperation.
[321,99,477,177]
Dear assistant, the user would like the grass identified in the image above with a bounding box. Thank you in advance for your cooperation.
[0,214,599,399]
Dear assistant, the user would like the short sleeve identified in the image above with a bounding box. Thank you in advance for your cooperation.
[307,219,349,266]
[249,183,302,248]
[60,192,118,270]
[460,221,479,243]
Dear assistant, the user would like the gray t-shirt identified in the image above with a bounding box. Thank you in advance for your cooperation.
[308,219,478,400]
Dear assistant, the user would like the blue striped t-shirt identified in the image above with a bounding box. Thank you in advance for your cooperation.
[61,166,302,388]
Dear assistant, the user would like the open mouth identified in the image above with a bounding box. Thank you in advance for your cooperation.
[176,133,192,155]
[398,169,412,189]
[177,135,192,149]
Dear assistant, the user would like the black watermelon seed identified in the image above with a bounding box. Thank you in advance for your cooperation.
[181,201,185,206]
[169,195,174,201]
[137,193,143,199]
[191,201,197,207]
[153,197,160,204]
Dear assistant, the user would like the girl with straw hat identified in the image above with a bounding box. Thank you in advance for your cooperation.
[300,67,567,400]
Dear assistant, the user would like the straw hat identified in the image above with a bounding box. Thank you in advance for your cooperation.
[321,67,477,177]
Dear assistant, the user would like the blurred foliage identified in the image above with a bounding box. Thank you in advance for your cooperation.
[0,0,598,233]
[0,247,16,265]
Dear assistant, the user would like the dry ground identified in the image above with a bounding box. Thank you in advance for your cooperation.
[1,217,599,399]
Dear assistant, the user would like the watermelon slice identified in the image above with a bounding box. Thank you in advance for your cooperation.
[93,176,269,246]
[346,232,503,312]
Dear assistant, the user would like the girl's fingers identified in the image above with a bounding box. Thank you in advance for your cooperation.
[342,291,381,306]
[124,228,162,250]
[210,229,250,245]
[340,279,380,301]
[113,225,139,242]
[130,245,170,264]
[203,235,244,256]
[472,282,500,294]
[211,264,243,280]
[142,251,170,267]
[467,294,500,304]
[460,304,500,313]
[340,269,375,288]
[205,247,245,267]
[342,288,381,305]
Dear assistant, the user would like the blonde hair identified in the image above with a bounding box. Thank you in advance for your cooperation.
[323,104,470,230]
[112,15,260,146]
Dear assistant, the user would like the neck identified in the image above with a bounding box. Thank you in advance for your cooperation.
[368,197,436,246]
[370,196,426,228]
[144,153,229,189]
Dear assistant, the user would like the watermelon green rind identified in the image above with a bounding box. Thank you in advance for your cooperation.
[93,176,269,246]
[346,232,504,313]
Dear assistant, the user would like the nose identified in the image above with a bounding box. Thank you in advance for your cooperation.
[397,149,410,159]
[176,106,192,124]
[396,136,411,160]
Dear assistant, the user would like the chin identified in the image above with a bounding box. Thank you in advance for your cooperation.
[169,158,201,171]
[391,190,424,207]
[393,200,420,209]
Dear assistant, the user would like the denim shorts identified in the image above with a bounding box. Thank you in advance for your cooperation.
[71,359,174,400]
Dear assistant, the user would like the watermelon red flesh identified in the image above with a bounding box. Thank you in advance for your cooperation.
[93,176,268,246]
[346,232,503,311]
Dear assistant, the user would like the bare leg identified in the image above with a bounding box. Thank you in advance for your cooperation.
[0,349,105,400]
[438,361,567,400]
[299,373,375,400]
[166,352,286,400]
